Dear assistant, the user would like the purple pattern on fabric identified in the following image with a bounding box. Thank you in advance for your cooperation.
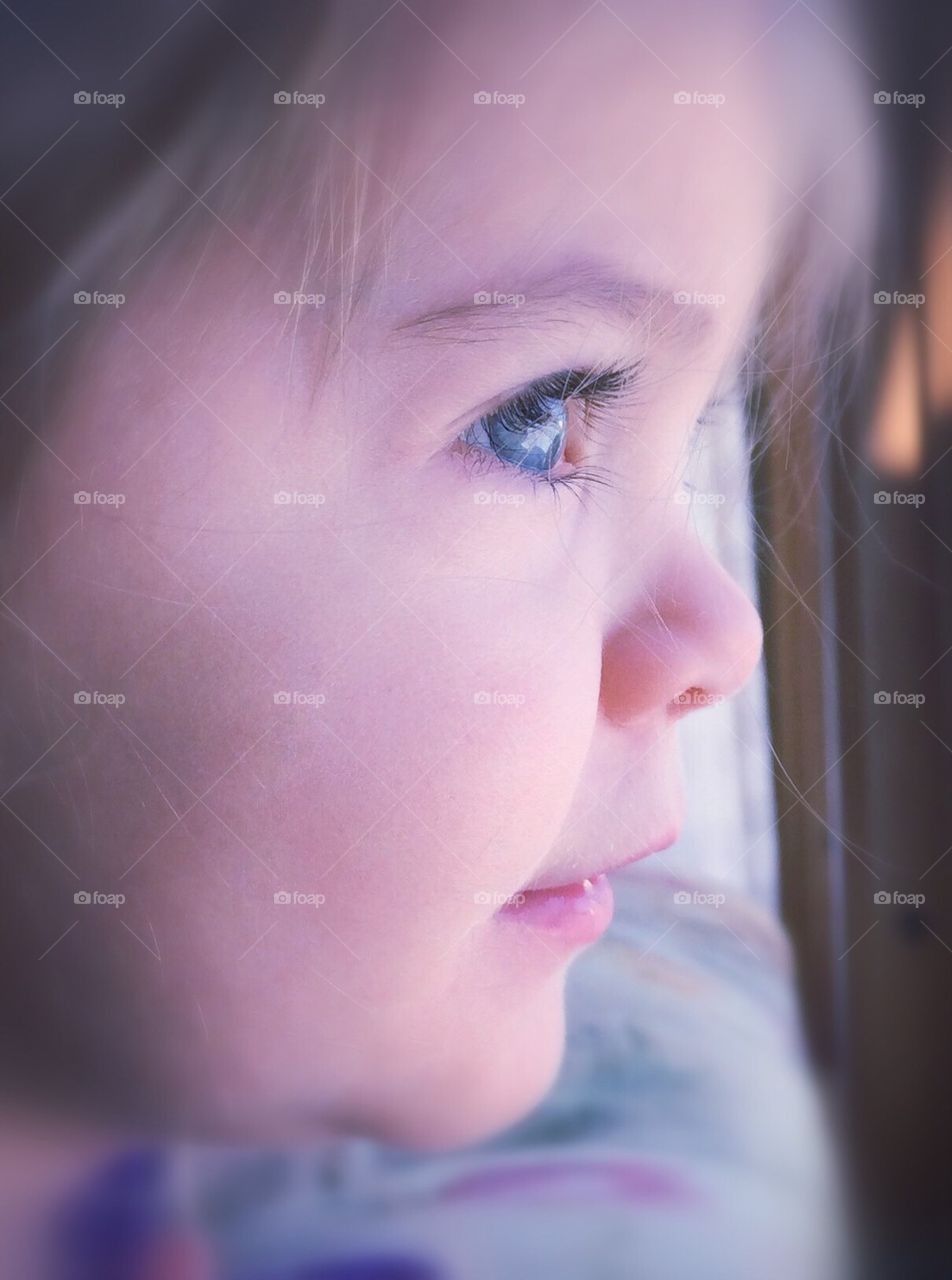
[439,1159,697,1206]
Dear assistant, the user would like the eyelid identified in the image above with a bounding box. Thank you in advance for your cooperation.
[449,372,563,435]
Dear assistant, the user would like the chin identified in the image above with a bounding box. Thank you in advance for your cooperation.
[133,976,570,1150]
[347,974,569,1152]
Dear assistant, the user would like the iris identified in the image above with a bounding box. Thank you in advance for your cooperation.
[460,384,569,474]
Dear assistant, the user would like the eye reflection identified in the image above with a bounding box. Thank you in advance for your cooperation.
[459,386,569,474]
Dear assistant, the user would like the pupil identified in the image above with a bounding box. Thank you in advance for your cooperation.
[488,395,565,471]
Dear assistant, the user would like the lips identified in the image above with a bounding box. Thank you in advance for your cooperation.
[495,826,680,949]
[497,874,615,945]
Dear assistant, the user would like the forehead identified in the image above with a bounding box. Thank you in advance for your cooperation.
[296,0,790,323]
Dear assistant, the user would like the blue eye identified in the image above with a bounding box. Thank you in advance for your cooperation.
[459,385,569,474]
[455,364,641,494]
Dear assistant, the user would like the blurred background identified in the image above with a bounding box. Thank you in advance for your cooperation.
[754,0,952,1271]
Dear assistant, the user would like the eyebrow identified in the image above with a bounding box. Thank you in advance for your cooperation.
[392,258,713,348]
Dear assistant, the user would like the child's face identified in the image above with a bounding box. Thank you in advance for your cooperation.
[5,1,776,1145]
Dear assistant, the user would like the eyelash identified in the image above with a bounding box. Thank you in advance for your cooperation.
[456,362,643,499]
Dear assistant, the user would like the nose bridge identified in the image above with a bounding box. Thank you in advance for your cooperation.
[599,538,763,727]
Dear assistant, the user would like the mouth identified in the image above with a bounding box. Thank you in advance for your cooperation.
[497,874,615,946]
[496,828,679,949]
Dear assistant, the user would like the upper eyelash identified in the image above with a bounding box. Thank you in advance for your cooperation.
[484,360,643,433]
[459,363,736,510]
[532,362,642,420]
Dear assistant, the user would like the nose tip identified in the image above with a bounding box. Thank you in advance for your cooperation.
[599,551,764,728]
[693,577,764,704]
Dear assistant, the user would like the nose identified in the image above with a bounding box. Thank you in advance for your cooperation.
[598,543,764,727]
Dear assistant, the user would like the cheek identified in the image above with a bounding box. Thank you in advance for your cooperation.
[16,521,601,996]
[203,570,604,1001]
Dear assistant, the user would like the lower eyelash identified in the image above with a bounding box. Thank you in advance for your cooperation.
[454,435,618,504]
[544,464,620,504]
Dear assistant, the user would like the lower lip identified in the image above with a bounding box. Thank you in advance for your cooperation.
[497,874,614,947]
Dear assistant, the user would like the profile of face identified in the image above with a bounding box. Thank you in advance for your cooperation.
[1,0,785,1148]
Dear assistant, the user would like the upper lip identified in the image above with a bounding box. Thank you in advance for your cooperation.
[521,824,681,893]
